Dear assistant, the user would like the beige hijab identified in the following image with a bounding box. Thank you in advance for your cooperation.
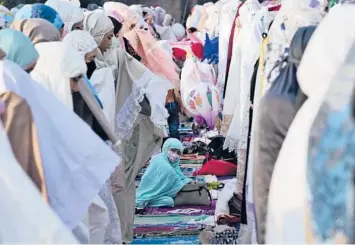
[0,91,48,202]
[11,18,61,45]
[83,11,114,47]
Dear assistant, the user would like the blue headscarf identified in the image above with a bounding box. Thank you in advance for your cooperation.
[0,29,39,69]
[136,138,191,208]
[161,138,184,164]
[14,4,64,30]
[83,76,103,108]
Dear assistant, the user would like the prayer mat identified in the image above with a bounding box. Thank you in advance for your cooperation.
[181,154,206,161]
[180,159,205,164]
[134,214,210,225]
[180,163,203,169]
[140,202,216,216]
[132,235,200,244]
[134,224,203,237]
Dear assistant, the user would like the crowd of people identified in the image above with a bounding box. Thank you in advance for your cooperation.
[0,0,355,244]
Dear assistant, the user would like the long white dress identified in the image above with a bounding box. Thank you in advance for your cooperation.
[216,0,241,97]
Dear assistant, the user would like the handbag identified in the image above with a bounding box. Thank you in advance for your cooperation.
[174,183,212,206]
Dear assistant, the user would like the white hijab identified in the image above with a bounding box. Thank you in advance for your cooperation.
[31,41,87,110]
[155,25,177,41]
[171,23,185,41]
[0,60,120,230]
[129,4,143,16]
[63,30,98,57]
[60,0,80,8]
[0,120,77,243]
[45,0,84,33]
[186,5,202,29]
[83,11,116,126]
[266,4,355,243]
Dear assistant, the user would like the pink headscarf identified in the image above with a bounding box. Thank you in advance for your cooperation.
[124,29,180,88]
[106,9,124,23]
[103,2,139,34]
[106,9,125,49]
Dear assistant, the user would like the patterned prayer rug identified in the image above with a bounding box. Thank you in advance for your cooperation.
[132,235,200,244]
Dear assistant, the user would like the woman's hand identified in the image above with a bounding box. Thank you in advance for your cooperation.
[180,105,187,116]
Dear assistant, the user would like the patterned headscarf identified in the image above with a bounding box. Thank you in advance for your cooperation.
[0,6,14,28]
[62,30,97,57]
[14,4,64,30]
[302,5,355,243]
[263,0,324,89]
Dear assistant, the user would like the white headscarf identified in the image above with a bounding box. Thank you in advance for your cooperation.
[162,14,173,26]
[154,6,166,26]
[45,0,84,33]
[83,11,117,125]
[31,42,87,110]
[266,4,355,243]
[186,5,202,29]
[60,0,80,8]
[155,25,177,41]
[0,59,120,230]
[62,30,97,57]
[142,6,154,17]
[171,23,185,41]
[0,119,77,243]
[83,10,114,46]
[129,4,143,16]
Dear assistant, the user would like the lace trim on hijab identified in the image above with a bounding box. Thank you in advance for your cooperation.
[114,70,169,142]
[114,81,145,142]
[223,101,250,152]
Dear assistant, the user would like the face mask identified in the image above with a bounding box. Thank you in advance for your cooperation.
[167,149,180,163]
